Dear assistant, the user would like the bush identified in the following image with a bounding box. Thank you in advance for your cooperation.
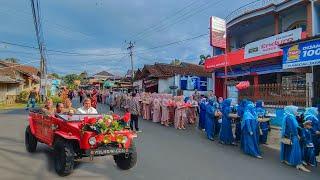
[51,96,62,104]
[17,90,29,103]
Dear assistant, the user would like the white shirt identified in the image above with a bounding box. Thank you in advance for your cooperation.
[76,107,98,114]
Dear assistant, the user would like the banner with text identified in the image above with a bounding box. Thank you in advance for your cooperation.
[244,28,302,59]
[210,16,226,49]
[282,39,320,69]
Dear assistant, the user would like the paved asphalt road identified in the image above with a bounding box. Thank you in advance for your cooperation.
[0,101,320,180]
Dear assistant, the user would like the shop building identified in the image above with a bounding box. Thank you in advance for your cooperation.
[205,0,320,106]
[134,62,212,96]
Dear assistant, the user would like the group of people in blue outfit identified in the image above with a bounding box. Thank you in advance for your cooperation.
[198,96,320,172]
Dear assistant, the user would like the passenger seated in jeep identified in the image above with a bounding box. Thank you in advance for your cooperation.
[76,98,98,114]
[41,99,55,116]
[55,102,65,114]
[63,99,76,115]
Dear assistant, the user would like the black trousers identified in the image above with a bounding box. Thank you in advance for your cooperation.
[130,114,139,131]
[79,96,83,103]
[110,105,114,112]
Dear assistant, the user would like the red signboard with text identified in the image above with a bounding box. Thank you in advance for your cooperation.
[210,16,226,49]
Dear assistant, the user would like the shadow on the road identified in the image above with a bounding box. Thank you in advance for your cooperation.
[0,109,28,115]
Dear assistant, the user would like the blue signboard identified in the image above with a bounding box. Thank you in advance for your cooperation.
[282,39,320,69]
[180,76,207,91]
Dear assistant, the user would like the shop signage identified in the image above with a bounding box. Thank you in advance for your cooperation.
[282,39,320,69]
[180,76,208,91]
[210,16,226,49]
[244,28,302,59]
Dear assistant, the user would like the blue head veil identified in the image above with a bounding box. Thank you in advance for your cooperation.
[222,98,232,116]
[255,100,265,117]
[304,107,319,122]
[281,105,299,136]
[208,97,216,106]
[241,102,256,129]
[237,99,248,117]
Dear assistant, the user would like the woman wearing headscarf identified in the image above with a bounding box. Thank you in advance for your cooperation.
[174,96,186,130]
[241,102,262,158]
[161,96,170,126]
[205,97,217,141]
[152,96,161,123]
[256,100,269,144]
[304,107,320,157]
[214,97,223,137]
[219,99,235,145]
[280,105,310,172]
[199,98,207,131]
[235,99,248,142]
[188,96,198,124]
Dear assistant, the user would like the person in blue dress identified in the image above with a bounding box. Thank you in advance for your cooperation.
[280,105,310,172]
[205,97,217,141]
[240,102,262,158]
[199,98,207,131]
[235,100,248,142]
[219,98,235,145]
[304,107,320,157]
[256,100,269,144]
[301,120,317,167]
[214,97,223,137]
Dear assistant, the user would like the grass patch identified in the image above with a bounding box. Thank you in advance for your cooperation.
[0,103,26,110]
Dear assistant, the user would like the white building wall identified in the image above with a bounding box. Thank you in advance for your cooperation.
[158,77,175,93]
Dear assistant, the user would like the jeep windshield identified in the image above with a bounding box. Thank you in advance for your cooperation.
[56,114,103,121]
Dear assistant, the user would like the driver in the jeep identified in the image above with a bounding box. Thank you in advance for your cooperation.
[76,98,98,114]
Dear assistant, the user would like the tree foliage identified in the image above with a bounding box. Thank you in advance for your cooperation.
[63,74,80,90]
[198,54,211,65]
[4,58,20,63]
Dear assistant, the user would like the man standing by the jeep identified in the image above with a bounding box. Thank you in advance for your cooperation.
[128,93,141,132]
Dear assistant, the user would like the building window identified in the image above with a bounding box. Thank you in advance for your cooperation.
[287,20,307,31]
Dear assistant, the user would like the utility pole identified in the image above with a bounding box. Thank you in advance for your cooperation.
[126,41,135,82]
[30,0,47,100]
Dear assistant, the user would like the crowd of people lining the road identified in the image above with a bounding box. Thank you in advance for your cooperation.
[27,86,320,172]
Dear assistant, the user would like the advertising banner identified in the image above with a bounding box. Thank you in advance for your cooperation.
[210,16,226,49]
[180,76,205,91]
[244,28,302,59]
[282,39,320,69]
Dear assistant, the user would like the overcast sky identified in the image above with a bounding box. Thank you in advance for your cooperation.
[0,0,254,75]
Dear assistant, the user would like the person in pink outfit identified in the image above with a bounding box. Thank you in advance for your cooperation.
[174,96,186,130]
[188,96,198,124]
[167,96,176,125]
[161,96,170,126]
[142,93,151,120]
[152,96,161,123]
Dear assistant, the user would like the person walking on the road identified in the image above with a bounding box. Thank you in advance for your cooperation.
[280,105,310,172]
[304,107,320,157]
[256,100,269,145]
[107,92,115,112]
[219,99,235,145]
[241,102,262,159]
[128,93,141,132]
[301,120,317,167]
[199,98,207,131]
[205,97,217,141]
[78,89,84,103]
[26,87,38,110]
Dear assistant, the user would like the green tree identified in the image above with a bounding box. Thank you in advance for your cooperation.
[198,54,211,65]
[4,58,20,63]
[63,74,80,90]
[170,59,181,65]
[51,73,60,79]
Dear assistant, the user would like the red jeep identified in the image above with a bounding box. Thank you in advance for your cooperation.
[25,109,137,176]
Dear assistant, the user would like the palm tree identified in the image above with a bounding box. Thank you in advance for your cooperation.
[198,55,211,65]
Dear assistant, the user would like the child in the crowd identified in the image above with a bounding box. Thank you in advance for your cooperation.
[121,107,131,128]
[301,120,317,167]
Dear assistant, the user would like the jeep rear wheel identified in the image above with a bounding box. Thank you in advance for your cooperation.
[25,126,37,153]
[114,142,137,170]
[53,140,75,176]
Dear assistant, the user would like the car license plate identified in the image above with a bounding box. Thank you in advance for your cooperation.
[92,148,128,156]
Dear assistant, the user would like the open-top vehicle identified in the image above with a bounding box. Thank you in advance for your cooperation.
[25,109,137,176]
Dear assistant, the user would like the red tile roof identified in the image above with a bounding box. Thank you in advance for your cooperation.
[0,60,39,76]
[137,62,210,80]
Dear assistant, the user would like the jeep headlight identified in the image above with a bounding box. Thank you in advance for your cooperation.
[88,137,96,146]
[121,136,128,144]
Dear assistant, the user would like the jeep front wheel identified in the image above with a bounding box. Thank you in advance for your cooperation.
[114,142,137,170]
[53,140,75,176]
[25,126,37,153]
